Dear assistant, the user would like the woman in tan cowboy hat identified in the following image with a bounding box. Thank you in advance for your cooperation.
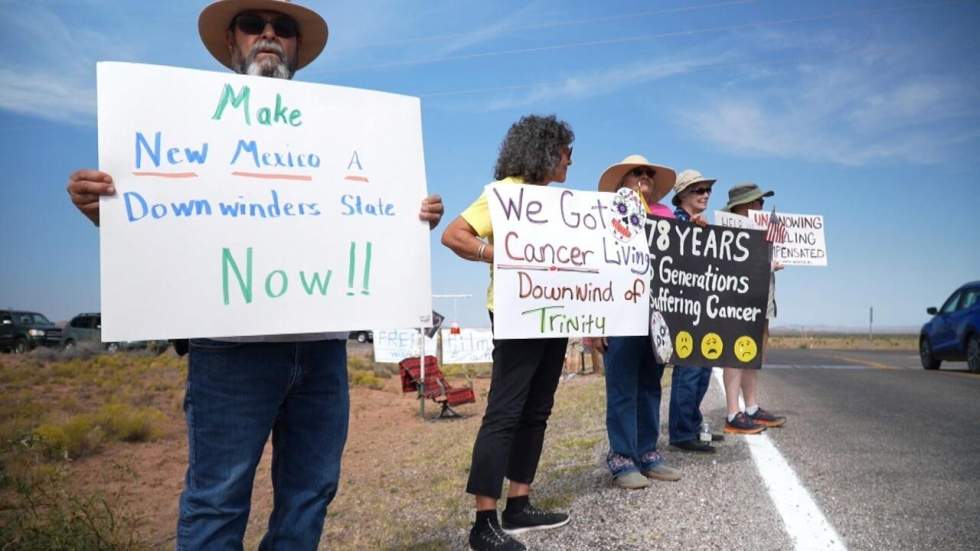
[720,183,787,435]
[590,155,683,489]
[667,169,724,453]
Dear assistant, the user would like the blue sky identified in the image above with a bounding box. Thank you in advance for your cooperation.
[1,0,978,331]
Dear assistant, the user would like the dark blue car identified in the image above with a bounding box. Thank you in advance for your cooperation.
[920,281,980,372]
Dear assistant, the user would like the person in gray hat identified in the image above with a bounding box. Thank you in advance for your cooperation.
[64,1,444,549]
[720,183,787,434]
[668,169,723,453]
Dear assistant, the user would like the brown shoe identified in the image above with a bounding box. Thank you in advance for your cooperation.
[724,412,766,435]
[747,407,786,428]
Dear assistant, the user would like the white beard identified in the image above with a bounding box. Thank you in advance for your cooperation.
[233,39,294,80]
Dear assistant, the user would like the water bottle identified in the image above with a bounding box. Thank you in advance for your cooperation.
[699,422,712,446]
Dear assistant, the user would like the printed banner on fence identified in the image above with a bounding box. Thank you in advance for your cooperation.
[97,63,432,340]
[647,215,770,369]
[749,210,827,267]
[441,328,494,363]
[487,184,651,339]
[372,329,438,363]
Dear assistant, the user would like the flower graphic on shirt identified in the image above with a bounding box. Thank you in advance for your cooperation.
[610,188,644,242]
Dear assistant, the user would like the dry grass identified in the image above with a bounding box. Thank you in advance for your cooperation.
[769,334,917,351]
[318,373,609,550]
[1,343,612,549]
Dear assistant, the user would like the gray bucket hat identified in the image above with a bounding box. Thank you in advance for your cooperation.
[721,182,774,212]
[671,169,716,206]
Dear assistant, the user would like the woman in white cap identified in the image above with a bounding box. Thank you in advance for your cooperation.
[589,155,682,489]
[668,170,722,453]
[720,183,787,433]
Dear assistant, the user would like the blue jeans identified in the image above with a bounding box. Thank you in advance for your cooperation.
[604,335,665,464]
[668,365,712,443]
[177,339,349,551]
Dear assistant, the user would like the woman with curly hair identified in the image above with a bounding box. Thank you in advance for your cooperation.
[442,114,574,551]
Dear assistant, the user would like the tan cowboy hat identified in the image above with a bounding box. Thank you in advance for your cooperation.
[199,0,329,71]
[597,155,676,203]
[671,169,716,206]
[721,182,774,212]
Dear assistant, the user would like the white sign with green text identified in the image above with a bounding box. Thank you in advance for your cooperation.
[97,62,432,340]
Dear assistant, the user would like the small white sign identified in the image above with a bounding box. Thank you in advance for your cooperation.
[715,210,828,267]
[97,62,432,340]
[442,328,494,363]
[372,329,438,363]
[487,184,650,339]
[749,210,828,267]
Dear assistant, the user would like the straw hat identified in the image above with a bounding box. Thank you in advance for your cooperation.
[597,155,676,203]
[199,0,329,71]
[671,169,716,206]
[721,182,774,212]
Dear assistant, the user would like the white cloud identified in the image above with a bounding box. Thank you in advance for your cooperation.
[478,57,714,111]
[679,33,980,166]
[0,3,139,125]
[0,69,96,125]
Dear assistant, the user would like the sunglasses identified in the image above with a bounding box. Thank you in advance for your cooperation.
[688,186,713,196]
[629,167,656,179]
[234,13,299,38]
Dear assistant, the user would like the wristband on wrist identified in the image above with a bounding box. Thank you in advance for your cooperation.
[477,242,487,260]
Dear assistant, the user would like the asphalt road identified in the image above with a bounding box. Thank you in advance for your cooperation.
[759,352,980,550]
[512,348,980,550]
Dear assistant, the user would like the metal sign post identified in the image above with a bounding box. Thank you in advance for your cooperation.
[418,326,426,418]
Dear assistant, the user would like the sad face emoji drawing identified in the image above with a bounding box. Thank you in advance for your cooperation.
[734,336,758,363]
[675,331,694,359]
[700,333,723,360]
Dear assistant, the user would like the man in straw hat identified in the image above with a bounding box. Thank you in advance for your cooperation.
[720,183,787,435]
[65,2,443,548]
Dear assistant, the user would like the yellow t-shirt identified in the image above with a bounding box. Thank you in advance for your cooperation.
[460,176,526,311]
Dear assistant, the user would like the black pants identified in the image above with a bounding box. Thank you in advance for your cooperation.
[466,317,567,499]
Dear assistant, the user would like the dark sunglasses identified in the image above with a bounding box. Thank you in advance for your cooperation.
[688,186,712,196]
[629,167,656,178]
[234,13,299,38]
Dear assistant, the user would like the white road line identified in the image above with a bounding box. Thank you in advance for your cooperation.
[712,368,847,551]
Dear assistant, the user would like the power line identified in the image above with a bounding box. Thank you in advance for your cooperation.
[321,1,961,74]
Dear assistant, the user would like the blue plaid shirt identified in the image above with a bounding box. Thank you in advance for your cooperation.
[673,207,691,221]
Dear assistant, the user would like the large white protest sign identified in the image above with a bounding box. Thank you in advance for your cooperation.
[442,328,494,363]
[715,210,828,267]
[487,184,650,339]
[372,329,437,363]
[97,63,432,340]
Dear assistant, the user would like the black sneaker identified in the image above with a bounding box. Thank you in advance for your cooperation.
[724,412,766,435]
[501,503,570,535]
[469,517,526,551]
[670,439,716,453]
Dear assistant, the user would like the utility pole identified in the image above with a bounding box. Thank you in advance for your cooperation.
[869,306,874,342]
